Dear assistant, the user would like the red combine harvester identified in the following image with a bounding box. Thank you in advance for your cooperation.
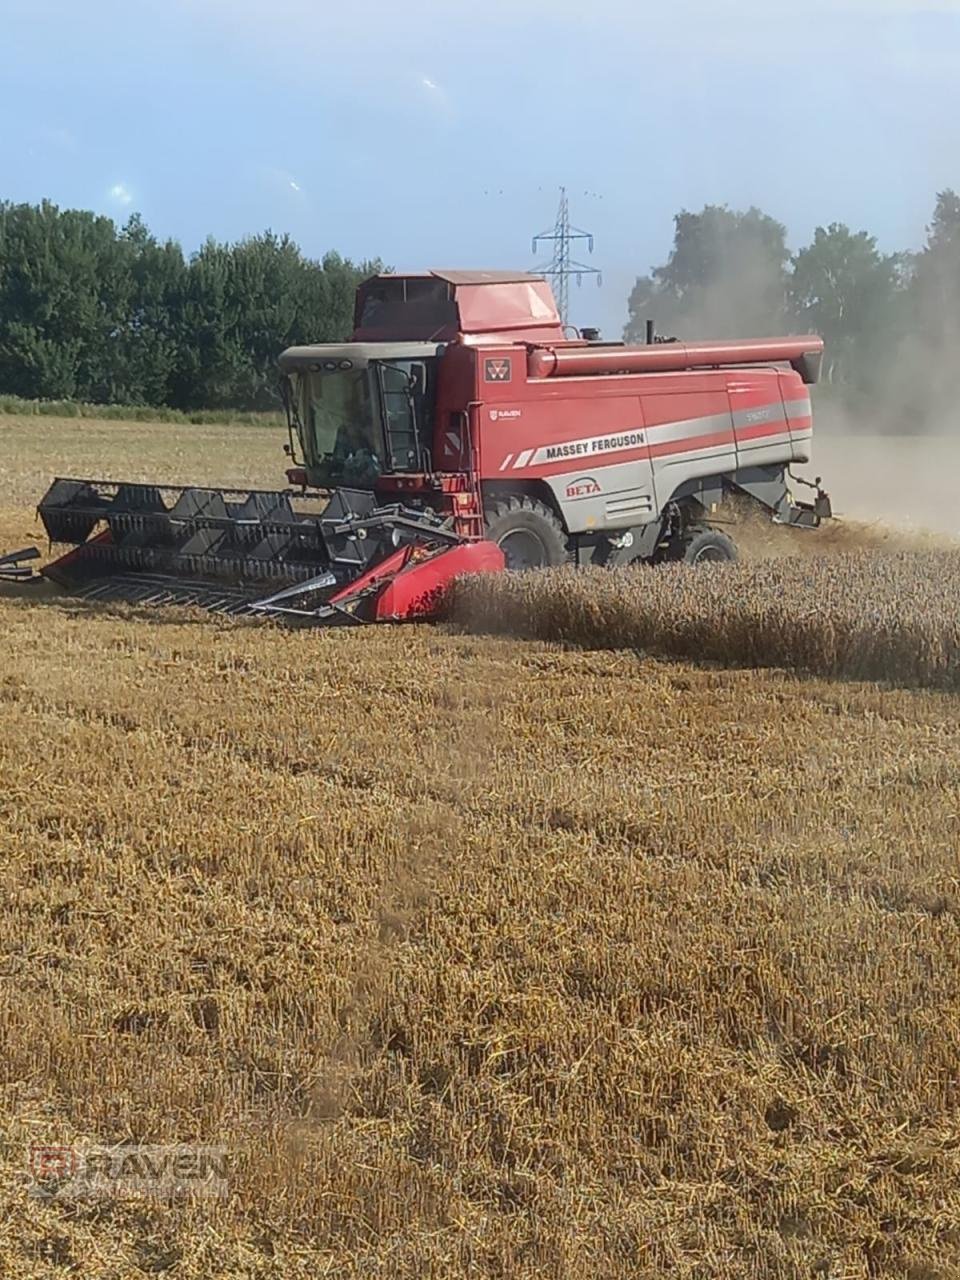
[4,271,830,624]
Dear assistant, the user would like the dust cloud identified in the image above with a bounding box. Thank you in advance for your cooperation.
[810,400,960,539]
[726,397,960,561]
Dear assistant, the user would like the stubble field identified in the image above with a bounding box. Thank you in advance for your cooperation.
[0,415,959,1278]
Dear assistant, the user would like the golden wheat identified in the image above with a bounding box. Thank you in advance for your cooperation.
[451,551,960,689]
[0,417,959,1278]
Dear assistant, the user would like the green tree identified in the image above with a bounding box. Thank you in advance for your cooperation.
[172,237,256,410]
[0,200,112,398]
[884,190,960,427]
[225,233,304,408]
[170,236,377,410]
[787,223,903,388]
[625,205,790,342]
[909,190,960,343]
[0,199,378,411]
[0,202,188,405]
[106,214,187,406]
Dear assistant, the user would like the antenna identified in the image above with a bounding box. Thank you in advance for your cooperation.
[531,187,602,327]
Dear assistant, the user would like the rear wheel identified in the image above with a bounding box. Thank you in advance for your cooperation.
[681,527,738,564]
[483,495,569,570]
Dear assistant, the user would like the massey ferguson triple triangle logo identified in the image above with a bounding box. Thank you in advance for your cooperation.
[484,357,512,383]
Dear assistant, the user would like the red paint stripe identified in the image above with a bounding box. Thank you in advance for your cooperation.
[736,421,790,443]
[628,418,794,462]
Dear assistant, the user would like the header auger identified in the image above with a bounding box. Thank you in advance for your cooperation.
[6,269,831,624]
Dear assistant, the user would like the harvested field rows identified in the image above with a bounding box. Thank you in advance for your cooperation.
[0,417,958,1277]
[452,551,960,689]
[0,413,283,523]
[1,604,959,1278]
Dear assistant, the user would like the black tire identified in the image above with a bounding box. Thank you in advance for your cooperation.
[483,495,569,569]
[681,527,738,565]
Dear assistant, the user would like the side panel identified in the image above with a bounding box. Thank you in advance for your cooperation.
[471,354,815,535]
[475,347,658,533]
[728,373,794,469]
[641,387,736,508]
[780,371,814,464]
[542,455,657,533]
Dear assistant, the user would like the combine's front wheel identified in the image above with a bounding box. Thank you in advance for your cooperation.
[484,496,568,570]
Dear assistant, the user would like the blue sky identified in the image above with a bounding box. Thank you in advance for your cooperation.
[4,0,960,333]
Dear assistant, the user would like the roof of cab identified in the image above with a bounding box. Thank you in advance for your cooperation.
[363,269,546,286]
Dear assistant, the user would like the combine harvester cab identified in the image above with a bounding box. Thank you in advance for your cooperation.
[9,268,831,624]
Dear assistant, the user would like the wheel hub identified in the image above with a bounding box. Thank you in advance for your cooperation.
[498,529,547,570]
[690,544,729,563]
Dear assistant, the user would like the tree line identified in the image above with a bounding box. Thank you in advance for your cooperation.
[2,194,957,420]
[0,201,378,410]
[625,191,960,425]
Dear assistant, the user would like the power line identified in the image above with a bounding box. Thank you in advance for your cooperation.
[531,187,602,327]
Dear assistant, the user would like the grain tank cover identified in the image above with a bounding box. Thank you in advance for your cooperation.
[353,270,565,344]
